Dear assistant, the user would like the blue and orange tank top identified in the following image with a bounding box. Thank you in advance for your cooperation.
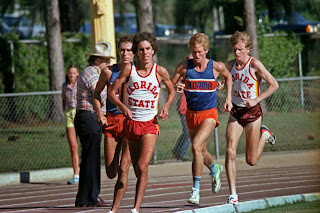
[184,59,218,111]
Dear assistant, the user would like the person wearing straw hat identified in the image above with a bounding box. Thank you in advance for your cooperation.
[74,41,115,208]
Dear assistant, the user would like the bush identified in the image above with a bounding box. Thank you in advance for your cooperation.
[0,33,92,93]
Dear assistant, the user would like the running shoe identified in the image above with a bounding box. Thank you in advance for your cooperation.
[67,175,79,184]
[226,194,239,205]
[188,187,200,204]
[210,164,223,193]
[131,208,138,213]
[261,125,276,145]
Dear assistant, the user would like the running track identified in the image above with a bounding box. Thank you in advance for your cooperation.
[1,152,320,213]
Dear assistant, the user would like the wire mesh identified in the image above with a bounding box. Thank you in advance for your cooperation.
[0,77,319,173]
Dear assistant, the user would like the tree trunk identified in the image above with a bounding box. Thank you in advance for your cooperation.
[244,0,259,59]
[136,0,157,62]
[45,0,64,121]
[136,0,153,33]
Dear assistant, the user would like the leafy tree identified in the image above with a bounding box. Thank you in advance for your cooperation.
[174,0,215,34]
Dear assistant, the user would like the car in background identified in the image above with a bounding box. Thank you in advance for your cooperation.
[259,11,320,34]
[0,21,10,35]
[114,13,197,37]
[3,14,46,39]
[80,13,197,37]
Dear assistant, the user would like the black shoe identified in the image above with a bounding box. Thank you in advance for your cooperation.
[75,203,85,207]
[91,196,111,207]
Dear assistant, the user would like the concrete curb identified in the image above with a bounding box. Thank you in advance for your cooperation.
[175,193,320,213]
[0,167,74,187]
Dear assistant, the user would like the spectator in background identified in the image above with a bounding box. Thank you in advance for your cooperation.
[172,92,190,161]
[172,54,192,161]
[74,41,114,208]
[61,65,80,184]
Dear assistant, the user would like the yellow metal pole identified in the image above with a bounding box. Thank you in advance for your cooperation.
[89,0,117,63]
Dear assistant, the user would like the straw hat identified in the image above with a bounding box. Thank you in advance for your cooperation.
[86,41,116,59]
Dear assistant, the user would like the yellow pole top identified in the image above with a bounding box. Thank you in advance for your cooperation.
[89,0,117,63]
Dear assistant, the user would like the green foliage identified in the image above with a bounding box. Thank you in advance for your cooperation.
[257,17,303,78]
[61,32,91,71]
[14,38,49,92]
[0,34,17,93]
[0,33,91,93]
[258,35,303,78]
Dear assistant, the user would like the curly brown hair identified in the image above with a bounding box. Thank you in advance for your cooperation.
[132,32,159,55]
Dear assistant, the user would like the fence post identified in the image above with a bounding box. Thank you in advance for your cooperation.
[8,40,15,90]
[298,35,305,109]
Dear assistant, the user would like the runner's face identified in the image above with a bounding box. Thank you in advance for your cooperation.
[190,44,208,64]
[233,42,250,61]
[118,42,134,64]
[137,40,154,64]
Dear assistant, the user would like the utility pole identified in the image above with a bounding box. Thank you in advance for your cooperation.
[89,0,117,63]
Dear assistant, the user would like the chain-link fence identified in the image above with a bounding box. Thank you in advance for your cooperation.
[0,76,319,173]
[0,33,319,173]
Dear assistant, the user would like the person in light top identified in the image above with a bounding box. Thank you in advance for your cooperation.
[225,31,279,205]
[108,32,176,213]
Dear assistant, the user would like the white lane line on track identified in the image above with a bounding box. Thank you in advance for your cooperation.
[2,180,319,213]
[0,171,319,203]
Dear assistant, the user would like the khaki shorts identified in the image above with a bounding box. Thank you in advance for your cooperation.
[65,108,76,128]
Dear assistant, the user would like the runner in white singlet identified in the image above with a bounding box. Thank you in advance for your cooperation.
[108,32,176,213]
[225,31,279,205]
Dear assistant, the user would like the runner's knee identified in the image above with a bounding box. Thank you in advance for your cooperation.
[226,147,236,162]
[246,156,258,166]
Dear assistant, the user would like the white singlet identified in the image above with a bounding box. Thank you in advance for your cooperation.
[122,62,161,121]
[231,57,260,107]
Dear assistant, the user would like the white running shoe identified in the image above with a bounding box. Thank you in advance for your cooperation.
[226,195,239,205]
[107,211,114,213]
[131,208,138,213]
[261,125,276,145]
[188,187,200,204]
[210,164,223,193]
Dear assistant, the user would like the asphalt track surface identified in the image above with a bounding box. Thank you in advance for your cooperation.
[0,151,319,213]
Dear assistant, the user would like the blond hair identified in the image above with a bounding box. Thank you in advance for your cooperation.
[189,33,210,51]
[230,31,253,52]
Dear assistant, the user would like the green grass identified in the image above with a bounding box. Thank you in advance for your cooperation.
[247,200,320,213]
